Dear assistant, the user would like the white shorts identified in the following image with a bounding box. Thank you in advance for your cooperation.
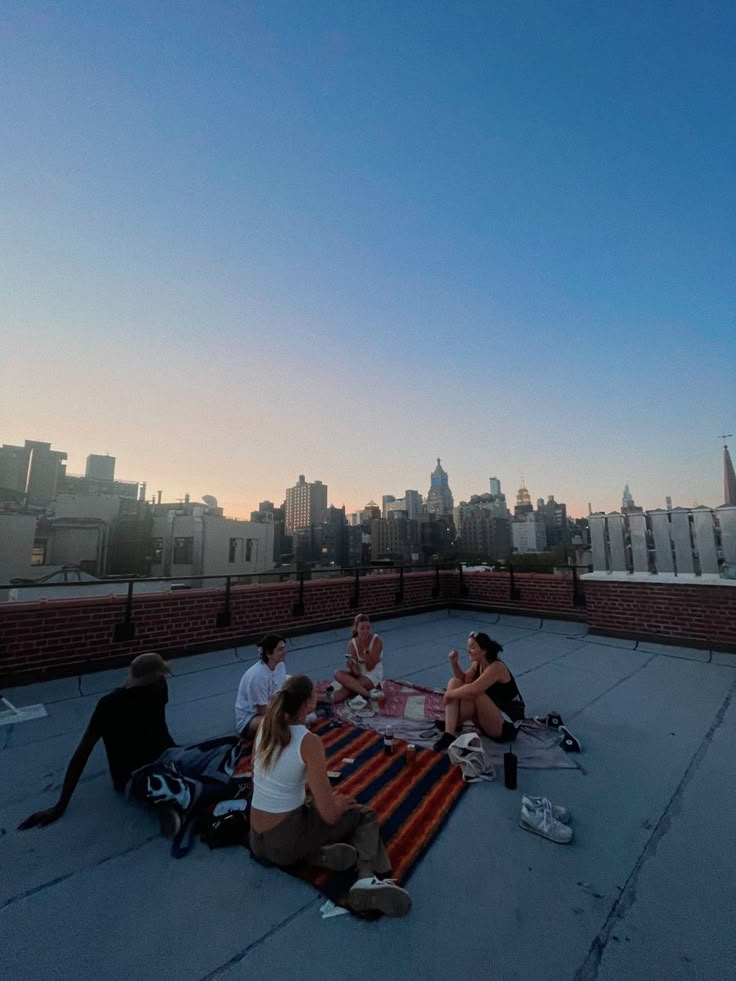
[361,663,384,688]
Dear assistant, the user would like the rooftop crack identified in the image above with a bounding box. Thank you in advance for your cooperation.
[570,672,736,981]
[197,896,318,981]
[0,833,159,914]
[567,654,657,722]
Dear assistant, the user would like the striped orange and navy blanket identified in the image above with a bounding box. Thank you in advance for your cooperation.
[235,719,466,904]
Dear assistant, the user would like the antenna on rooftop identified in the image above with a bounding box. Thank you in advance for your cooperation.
[202,495,218,508]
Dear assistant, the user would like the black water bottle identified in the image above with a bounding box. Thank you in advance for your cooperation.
[504,750,518,790]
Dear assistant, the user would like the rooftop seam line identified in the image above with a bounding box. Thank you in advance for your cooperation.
[166,656,241,679]
[567,654,658,723]
[0,833,159,914]
[197,897,318,981]
[570,672,736,981]
[516,648,584,679]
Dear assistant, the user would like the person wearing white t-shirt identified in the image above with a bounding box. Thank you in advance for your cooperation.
[235,634,289,738]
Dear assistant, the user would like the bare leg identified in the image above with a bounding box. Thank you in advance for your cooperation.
[333,670,373,703]
[443,677,464,734]
[457,698,479,725]
[471,693,505,738]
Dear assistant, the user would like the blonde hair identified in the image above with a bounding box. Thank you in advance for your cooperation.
[256,674,314,771]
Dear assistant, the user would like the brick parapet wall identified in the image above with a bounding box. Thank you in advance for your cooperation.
[583,578,736,651]
[459,571,582,616]
[0,571,455,685]
[1,571,733,685]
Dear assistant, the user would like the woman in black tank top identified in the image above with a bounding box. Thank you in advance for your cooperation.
[433,631,526,752]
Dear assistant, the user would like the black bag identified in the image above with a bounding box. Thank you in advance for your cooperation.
[200,800,250,849]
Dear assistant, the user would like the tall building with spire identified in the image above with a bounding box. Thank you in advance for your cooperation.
[426,458,454,515]
[514,480,533,517]
[723,437,736,506]
[621,483,642,514]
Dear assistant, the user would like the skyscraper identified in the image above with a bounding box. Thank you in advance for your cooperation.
[284,475,328,534]
[404,490,422,519]
[426,458,454,515]
[362,500,381,523]
[621,484,642,514]
[514,480,533,517]
[538,495,570,548]
[723,438,736,506]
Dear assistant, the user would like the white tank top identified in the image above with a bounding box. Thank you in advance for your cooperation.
[351,635,384,685]
[251,725,309,813]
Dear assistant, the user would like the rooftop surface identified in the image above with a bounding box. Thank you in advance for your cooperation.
[2,609,734,981]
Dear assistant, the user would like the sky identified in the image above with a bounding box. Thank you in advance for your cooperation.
[1,1,734,519]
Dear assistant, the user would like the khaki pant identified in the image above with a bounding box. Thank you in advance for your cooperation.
[249,801,391,876]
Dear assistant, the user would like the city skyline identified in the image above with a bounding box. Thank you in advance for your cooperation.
[1,431,730,521]
[2,4,734,519]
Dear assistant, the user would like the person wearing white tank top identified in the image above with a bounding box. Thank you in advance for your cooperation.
[249,674,411,917]
[331,613,384,704]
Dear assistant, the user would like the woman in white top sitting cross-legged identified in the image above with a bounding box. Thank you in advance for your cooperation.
[234,634,289,739]
[249,674,411,917]
[332,614,384,704]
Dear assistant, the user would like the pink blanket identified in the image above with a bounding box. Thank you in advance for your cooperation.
[316,678,445,721]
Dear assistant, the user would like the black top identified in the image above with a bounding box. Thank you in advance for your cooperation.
[473,662,525,715]
[88,682,176,791]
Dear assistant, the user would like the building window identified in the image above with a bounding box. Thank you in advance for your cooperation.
[173,537,193,564]
[152,538,163,565]
[228,538,243,563]
[245,538,257,562]
[31,540,47,566]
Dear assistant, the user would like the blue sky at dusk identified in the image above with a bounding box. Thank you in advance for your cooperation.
[2,1,734,517]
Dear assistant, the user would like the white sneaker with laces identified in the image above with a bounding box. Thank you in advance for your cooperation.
[521,795,571,824]
[520,800,573,844]
[348,876,412,916]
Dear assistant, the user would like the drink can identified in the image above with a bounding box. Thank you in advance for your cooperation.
[406,743,417,765]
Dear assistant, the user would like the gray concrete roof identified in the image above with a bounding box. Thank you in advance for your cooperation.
[2,610,734,981]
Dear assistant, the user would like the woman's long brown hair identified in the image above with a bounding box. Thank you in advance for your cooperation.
[256,674,314,771]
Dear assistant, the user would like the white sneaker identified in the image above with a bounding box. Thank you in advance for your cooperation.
[348,876,412,917]
[520,801,573,844]
[521,795,571,824]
